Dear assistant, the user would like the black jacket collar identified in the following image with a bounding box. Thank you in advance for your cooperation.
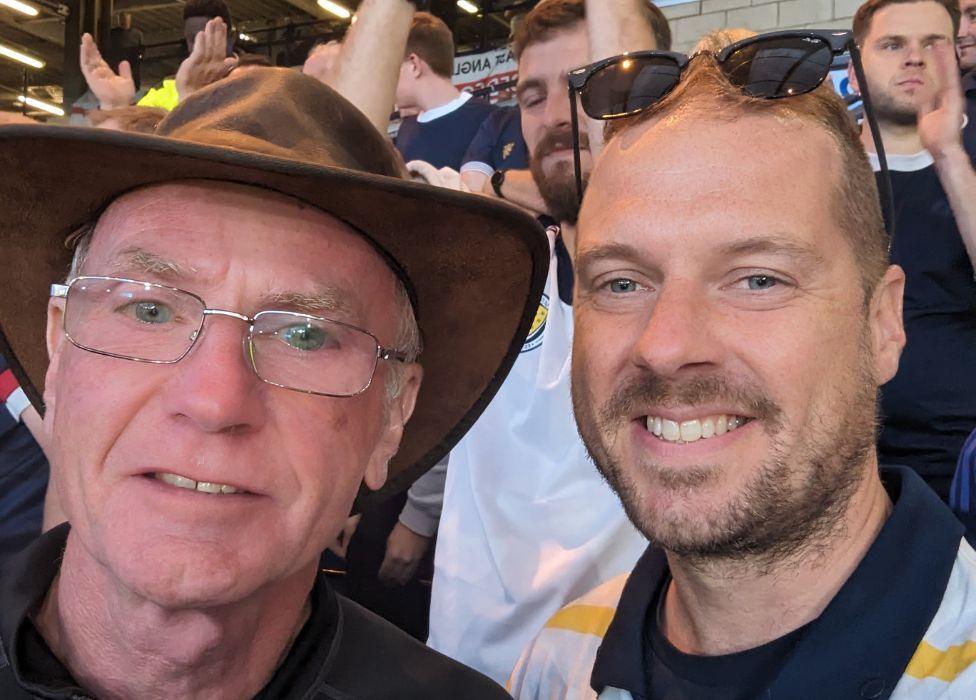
[591,467,965,699]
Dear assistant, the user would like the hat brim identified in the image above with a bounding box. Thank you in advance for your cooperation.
[0,125,548,506]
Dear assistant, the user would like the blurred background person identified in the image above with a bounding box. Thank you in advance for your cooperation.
[849,0,976,501]
[393,12,495,169]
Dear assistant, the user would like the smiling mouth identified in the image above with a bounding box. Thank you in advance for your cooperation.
[644,413,753,444]
[150,472,250,495]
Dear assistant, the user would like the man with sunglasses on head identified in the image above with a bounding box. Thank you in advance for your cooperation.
[510,26,976,700]
[425,0,664,685]
[848,0,976,505]
[0,68,545,699]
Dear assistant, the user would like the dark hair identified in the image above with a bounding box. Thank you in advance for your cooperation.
[609,57,889,297]
[183,0,232,27]
[512,0,671,59]
[853,0,960,44]
[512,0,584,60]
[405,12,455,79]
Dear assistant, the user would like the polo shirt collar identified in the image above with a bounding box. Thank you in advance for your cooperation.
[591,466,964,699]
[416,91,472,124]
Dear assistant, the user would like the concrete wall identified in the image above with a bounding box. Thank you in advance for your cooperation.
[661,0,864,52]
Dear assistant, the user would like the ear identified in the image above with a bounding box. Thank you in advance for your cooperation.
[363,364,424,491]
[869,264,906,385]
[42,298,67,418]
[405,53,423,79]
[847,61,860,95]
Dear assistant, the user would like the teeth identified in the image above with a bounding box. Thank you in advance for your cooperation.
[662,419,680,442]
[153,473,242,495]
[645,414,748,444]
[679,420,702,443]
[157,472,197,490]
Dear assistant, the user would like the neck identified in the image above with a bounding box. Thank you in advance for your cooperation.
[35,533,316,700]
[661,463,892,655]
[415,78,462,113]
[862,119,923,156]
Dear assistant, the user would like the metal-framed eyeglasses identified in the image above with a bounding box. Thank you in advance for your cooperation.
[50,276,408,398]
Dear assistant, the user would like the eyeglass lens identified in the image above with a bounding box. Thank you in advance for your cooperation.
[63,278,381,397]
[579,36,835,120]
[580,55,683,119]
[722,37,833,98]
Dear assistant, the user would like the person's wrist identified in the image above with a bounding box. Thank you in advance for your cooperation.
[932,142,969,171]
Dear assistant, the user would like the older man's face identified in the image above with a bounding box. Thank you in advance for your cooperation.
[571,112,904,560]
[43,181,420,607]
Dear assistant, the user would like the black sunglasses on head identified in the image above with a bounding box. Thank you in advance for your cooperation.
[567,29,895,240]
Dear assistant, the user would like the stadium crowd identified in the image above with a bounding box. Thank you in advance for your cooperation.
[0,0,974,697]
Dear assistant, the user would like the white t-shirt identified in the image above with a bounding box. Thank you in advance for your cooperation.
[427,226,646,684]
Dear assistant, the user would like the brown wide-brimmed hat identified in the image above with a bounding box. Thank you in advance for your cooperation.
[0,68,548,505]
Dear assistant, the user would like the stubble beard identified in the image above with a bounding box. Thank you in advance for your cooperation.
[571,340,879,572]
[870,83,920,128]
[529,127,590,225]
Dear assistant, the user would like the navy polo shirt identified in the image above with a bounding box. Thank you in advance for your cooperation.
[590,467,966,700]
[394,94,496,170]
[460,106,529,175]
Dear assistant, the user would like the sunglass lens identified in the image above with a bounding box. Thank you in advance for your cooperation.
[580,55,683,119]
[723,36,832,98]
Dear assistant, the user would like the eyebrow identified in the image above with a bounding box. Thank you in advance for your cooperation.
[877,33,949,43]
[716,236,826,267]
[516,78,546,99]
[576,235,825,273]
[260,289,356,318]
[111,246,358,318]
[110,246,186,281]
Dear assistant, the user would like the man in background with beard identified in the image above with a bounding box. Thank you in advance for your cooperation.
[847,0,976,504]
[426,0,667,684]
[512,38,976,699]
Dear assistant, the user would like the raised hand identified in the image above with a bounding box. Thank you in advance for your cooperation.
[80,33,135,110]
[176,17,238,103]
[917,42,966,160]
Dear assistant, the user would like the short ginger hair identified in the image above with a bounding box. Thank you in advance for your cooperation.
[405,12,455,79]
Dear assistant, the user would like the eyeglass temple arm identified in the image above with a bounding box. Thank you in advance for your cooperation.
[50,284,68,298]
[570,85,585,205]
[848,41,897,246]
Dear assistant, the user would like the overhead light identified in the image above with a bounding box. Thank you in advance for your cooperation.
[238,32,254,42]
[457,0,478,13]
[0,0,39,17]
[317,0,351,19]
[17,95,63,116]
[0,43,44,68]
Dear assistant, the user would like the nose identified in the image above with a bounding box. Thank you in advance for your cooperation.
[165,314,266,435]
[543,81,573,130]
[631,279,722,378]
[904,42,924,66]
